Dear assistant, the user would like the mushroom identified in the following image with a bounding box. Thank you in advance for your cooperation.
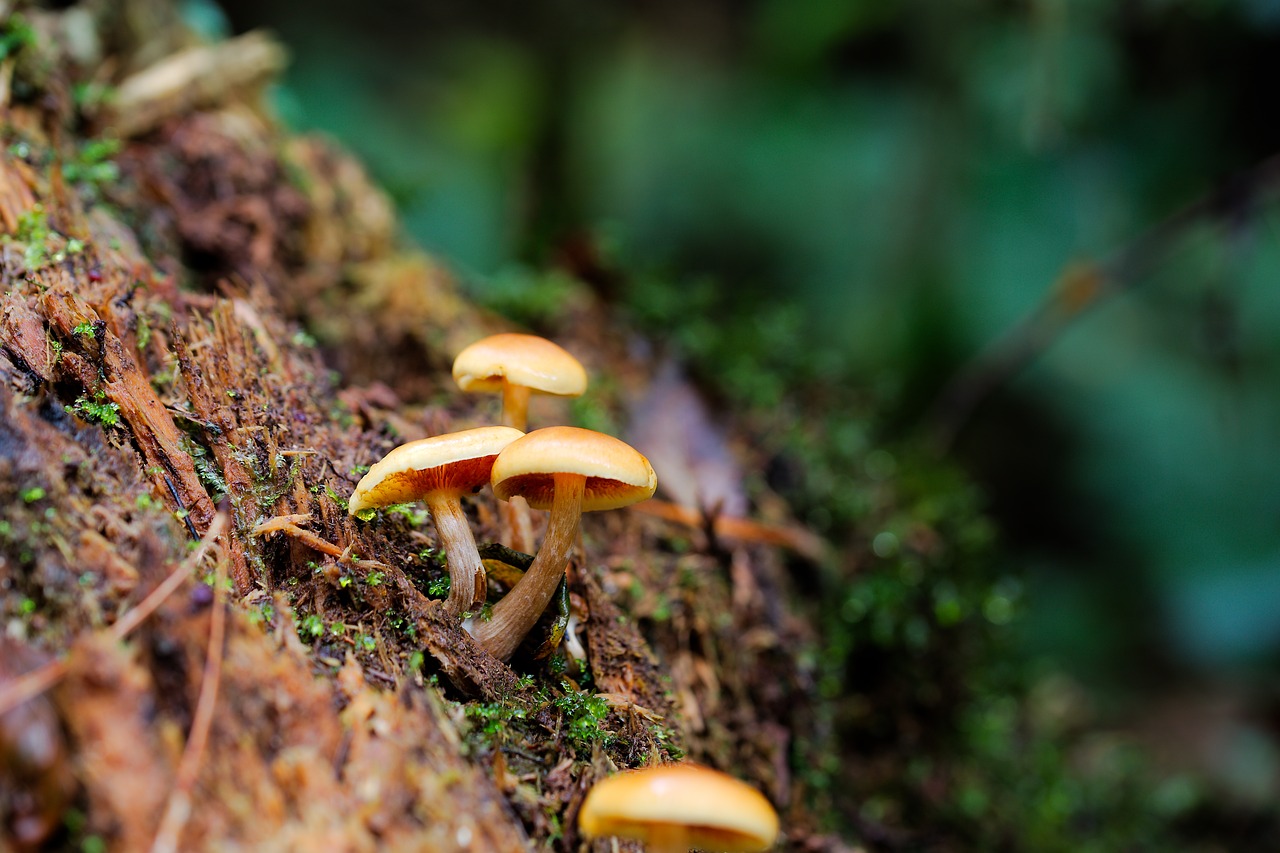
[469,426,656,661]
[348,426,523,615]
[578,763,780,853]
[452,333,588,431]
[452,333,588,554]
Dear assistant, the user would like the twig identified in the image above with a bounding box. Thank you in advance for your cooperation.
[251,515,393,576]
[930,152,1280,449]
[151,544,230,853]
[630,499,827,561]
[0,513,227,716]
[252,513,342,557]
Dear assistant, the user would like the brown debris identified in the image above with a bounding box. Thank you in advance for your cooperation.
[0,641,76,852]
[102,30,287,139]
[576,565,679,733]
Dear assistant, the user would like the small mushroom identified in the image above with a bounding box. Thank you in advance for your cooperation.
[452,333,588,432]
[469,426,656,661]
[453,333,587,553]
[348,426,523,614]
[578,763,780,853]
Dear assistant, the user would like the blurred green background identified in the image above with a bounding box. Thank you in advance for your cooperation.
[209,0,1280,844]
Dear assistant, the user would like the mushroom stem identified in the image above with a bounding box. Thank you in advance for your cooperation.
[424,492,486,615]
[498,378,535,552]
[472,471,585,660]
[500,379,531,431]
[504,495,535,554]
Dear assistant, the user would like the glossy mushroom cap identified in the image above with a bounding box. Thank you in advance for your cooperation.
[452,333,588,398]
[491,426,656,511]
[579,764,780,852]
[348,426,524,515]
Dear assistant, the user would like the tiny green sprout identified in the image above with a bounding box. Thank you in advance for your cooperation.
[20,486,45,503]
[19,598,36,616]
[72,322,95,337]
[407,650,425,672]
[70,394,121,426]
[354,508,377,522]
[135,493,154,509]
[291,329,317,348]
[366,571,384,587]
[339,575,353,589]
[136,314,152,349]
[324,484,350,512]
[299,613,324,638]
[427,576,450,598]
[359,634,376,651]
[350,464,370,476]
[66,238,84,254]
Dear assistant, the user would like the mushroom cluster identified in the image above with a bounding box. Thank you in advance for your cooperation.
[350,334,782,847]
[349,333,654,659]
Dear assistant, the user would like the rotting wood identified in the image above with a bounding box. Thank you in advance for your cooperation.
[0,5,830,850]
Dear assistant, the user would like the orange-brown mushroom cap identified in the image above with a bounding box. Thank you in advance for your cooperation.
[452,333,588,398]
[348,426,524,515]
[490,426,656,512]
[579,764,780,852]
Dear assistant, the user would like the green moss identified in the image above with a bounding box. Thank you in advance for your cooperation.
[0,15,35,61]
[62,138,120,190]
[70,393,121,427]
[298,613,325,640]
[553,684,614,754]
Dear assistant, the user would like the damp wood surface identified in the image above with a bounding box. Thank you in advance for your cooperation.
[0,4,840,852]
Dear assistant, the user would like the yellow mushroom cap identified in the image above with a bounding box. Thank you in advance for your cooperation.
[579,764,780,852]
[491,426,656,512]
[452,333,588,398]
[349,426,524,515]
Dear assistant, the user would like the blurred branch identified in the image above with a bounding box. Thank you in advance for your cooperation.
[929,151,1280,450]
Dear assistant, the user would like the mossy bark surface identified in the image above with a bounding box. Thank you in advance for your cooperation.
[0,4,828,851]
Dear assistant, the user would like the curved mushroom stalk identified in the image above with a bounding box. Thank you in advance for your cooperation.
[423,492,486,614]
[347,426,523,619]
[474,426,656,662]
[471,472,584,660]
